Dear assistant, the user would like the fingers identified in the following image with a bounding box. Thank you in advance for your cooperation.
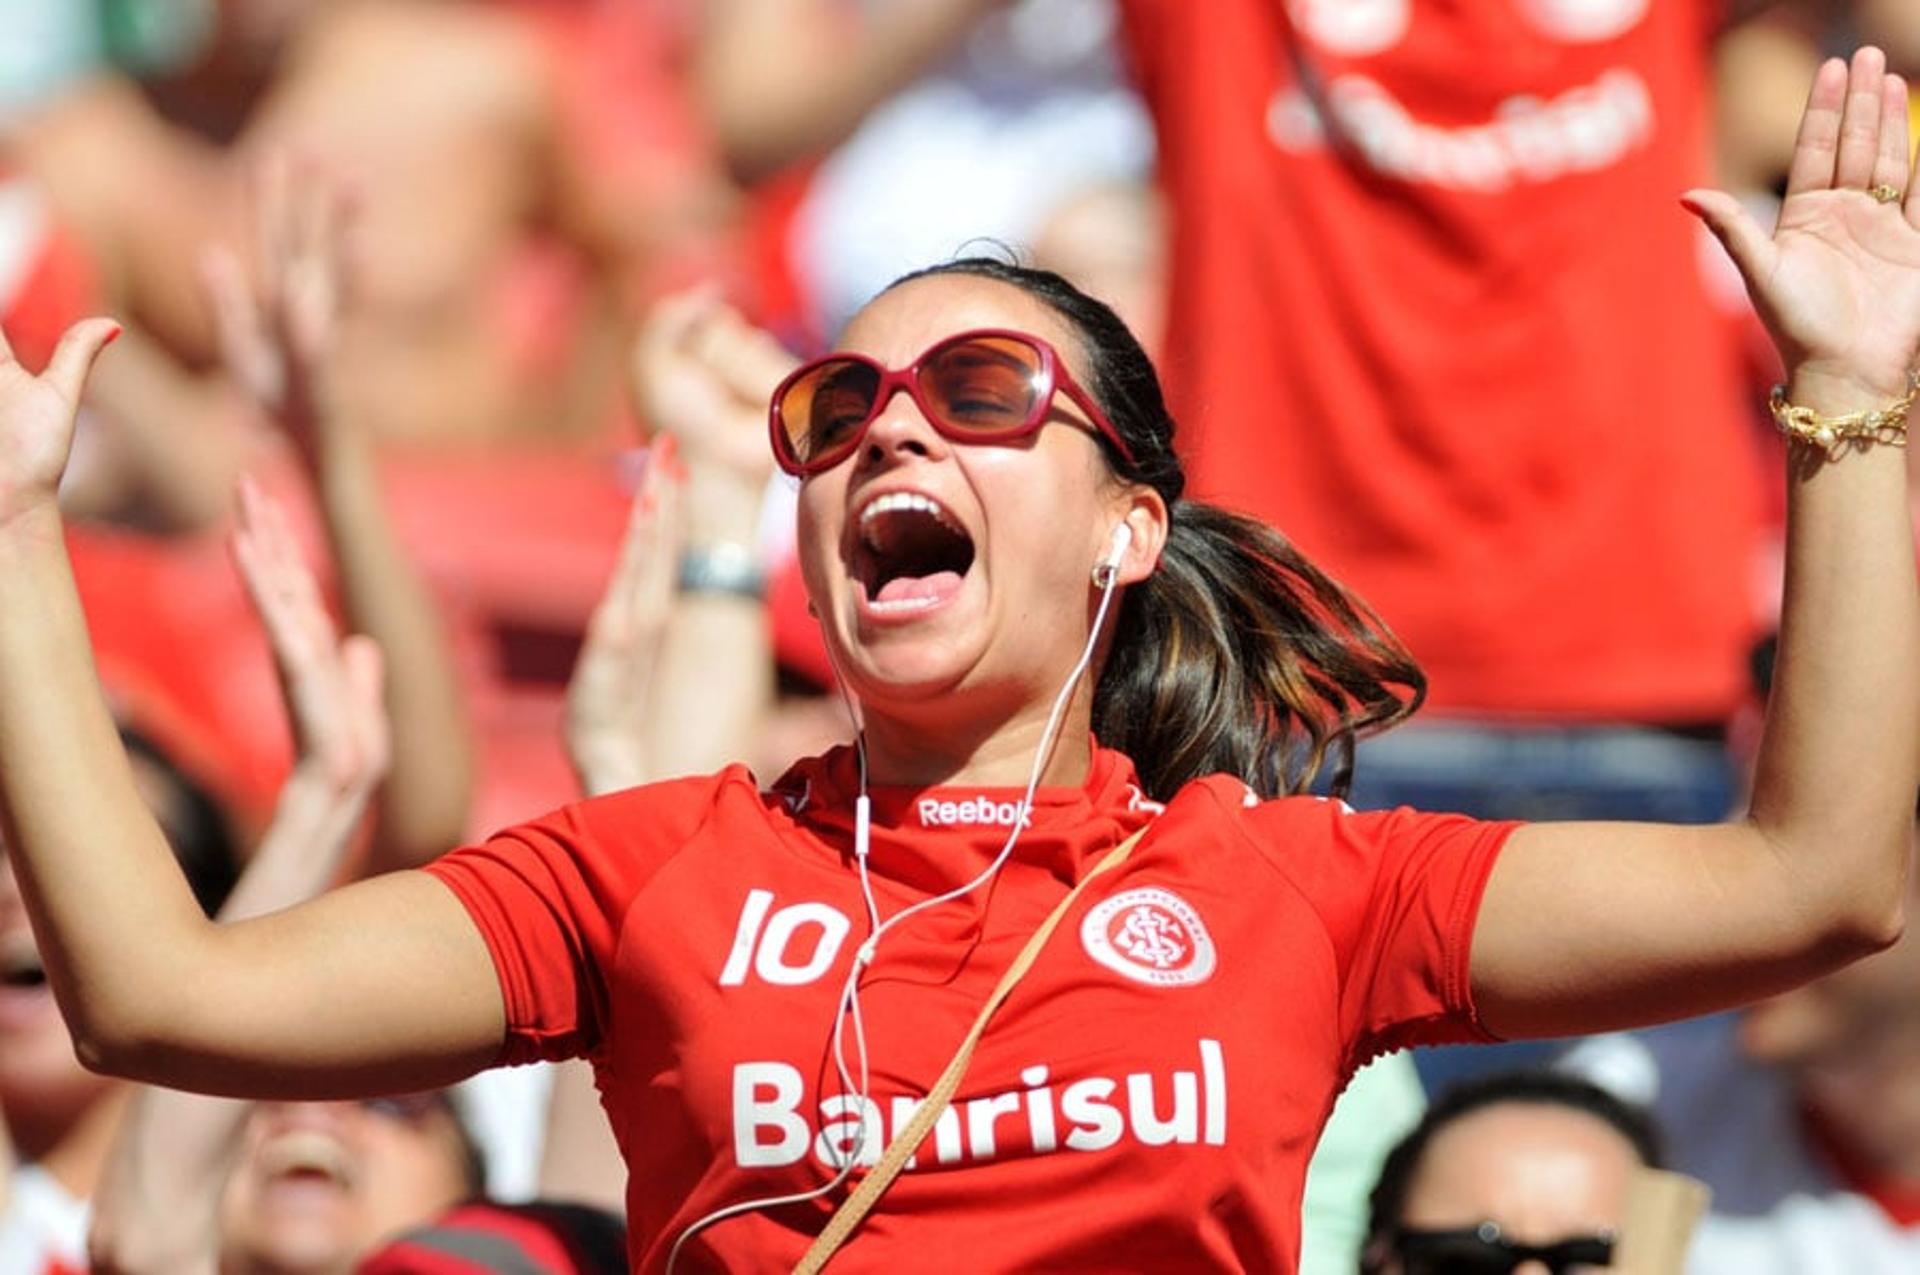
[233,475,329,666]
[339,634,392,782]
[43,319,123,404]
[1682,189,1778,288]
[250,153,294,316]
[1785,58,1849,198]
[633,440,684,620]
[698,309,801,403]
[1873,74,1911,200]
[604,437,683,624]
[203,244,268,385]
[1833,47,1889,190]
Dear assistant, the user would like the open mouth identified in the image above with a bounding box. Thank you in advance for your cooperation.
[0,948,45,991]
[257,1131,356,1192]
[853,491,976,614]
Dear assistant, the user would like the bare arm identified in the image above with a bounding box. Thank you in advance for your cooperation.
[206,158,472,869]
[565,437,682,796]
[90,483,393,1275]
[0,323,503,1097]
[697,0,1006,182]
[1471,50,1920,1038]
[632,292,787,780]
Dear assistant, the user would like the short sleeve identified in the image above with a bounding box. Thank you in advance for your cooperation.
[1239,795,1520,1070]
[424,770,747,1066]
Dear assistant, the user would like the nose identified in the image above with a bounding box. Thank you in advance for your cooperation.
[858,383,949,469]
[0,855,25,925]
[1740,988,1839,1065]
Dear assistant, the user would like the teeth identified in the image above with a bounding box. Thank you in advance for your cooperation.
[868,595,944,614]
[858,491,962,541]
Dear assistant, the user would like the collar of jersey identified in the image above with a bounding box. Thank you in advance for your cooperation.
[772,740,1153,896]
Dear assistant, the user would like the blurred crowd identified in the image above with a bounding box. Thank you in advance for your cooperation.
[0,0,1916,1272]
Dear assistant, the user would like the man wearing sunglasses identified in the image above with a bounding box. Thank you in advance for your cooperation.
[1360,1071,1665,1275]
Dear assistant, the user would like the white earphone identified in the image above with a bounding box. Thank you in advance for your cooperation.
[1094,521,1133,586]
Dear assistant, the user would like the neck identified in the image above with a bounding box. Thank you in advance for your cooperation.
[857,679,1098,790]
[20,1083,129,1200]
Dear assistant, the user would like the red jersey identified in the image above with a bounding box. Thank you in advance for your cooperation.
[426,745,1516,1272]
[1119,0,1761,720]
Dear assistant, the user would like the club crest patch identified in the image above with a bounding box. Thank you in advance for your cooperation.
[1081,887,1216,987]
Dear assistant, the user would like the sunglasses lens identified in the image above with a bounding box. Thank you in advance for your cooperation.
[780,358,881,468]
[918,336,1046,438]
[1399,1238,1518,1275]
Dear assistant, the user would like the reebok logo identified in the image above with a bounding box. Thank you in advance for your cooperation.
[916,797,1032,828]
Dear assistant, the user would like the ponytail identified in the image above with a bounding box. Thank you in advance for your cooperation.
[1093,501,1425,803]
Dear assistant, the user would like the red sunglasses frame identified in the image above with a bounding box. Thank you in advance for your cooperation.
[767,327,1136,476]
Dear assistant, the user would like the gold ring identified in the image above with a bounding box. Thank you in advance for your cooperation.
[1870,183,1903,204]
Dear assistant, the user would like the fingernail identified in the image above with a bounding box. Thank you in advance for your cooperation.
[653,433,686,480]
[104,323,123,346]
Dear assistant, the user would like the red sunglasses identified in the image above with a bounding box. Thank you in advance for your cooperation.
[768,328,1136,477]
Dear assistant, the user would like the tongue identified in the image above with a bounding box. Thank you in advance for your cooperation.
[874,570,963,604]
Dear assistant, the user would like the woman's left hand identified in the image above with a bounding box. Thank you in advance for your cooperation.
[1688,47,1920,402]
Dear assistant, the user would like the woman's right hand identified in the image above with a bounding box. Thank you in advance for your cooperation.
[0,319,121,530]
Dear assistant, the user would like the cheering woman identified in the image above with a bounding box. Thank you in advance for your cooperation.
[1,49,1916,1274]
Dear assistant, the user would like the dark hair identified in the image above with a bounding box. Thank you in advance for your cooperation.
[119,726,240,917]
[885,258,1423,801]
[1359,1070,1667,1275]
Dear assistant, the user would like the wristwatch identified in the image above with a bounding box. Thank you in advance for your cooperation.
[677,542,766,599]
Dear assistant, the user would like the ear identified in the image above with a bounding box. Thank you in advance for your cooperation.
[1108,486,1169,588]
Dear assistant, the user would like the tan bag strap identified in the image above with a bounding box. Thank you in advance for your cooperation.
[794,826,1149,1274]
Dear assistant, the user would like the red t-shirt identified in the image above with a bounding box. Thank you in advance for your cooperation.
[426,745,1516,1271]
[1119,0,1761,720]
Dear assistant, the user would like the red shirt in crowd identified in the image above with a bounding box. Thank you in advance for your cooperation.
[426,745,1517,1271]
[1119,0,1761,721]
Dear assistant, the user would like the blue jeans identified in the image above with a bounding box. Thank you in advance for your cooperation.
[1343,720,1738,1092]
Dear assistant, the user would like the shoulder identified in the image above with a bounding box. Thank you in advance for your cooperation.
[510,763,777,856]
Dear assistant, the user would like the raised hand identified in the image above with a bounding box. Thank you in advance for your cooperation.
[1687,47,1920,403]
[232,476,389,800]
[0,319,121,528]
[565,439,685,796]
[204,156,354,460]
[630,287,794,485]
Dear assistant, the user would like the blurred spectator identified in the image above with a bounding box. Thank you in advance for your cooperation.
[16,0,734,456]
[1360,1070,1666,1275]
[700,0,1157,343]
[1633,836,1920,1274]
[214,1093,484,1275]
[203,158,472,871]
[0,744,237,1275]
[360,1200,628,1275]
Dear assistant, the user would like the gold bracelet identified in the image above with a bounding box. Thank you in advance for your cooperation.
[1768,371,1918,458]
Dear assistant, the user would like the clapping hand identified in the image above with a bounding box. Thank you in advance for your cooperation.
[565,440,685,796]
[204,156,355,462]
[0,320,120,529]
[232,476,388,803]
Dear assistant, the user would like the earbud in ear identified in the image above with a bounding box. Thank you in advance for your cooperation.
[1093,522,1133,586]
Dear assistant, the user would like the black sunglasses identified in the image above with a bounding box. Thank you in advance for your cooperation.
[1392,1222,1615,1274]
